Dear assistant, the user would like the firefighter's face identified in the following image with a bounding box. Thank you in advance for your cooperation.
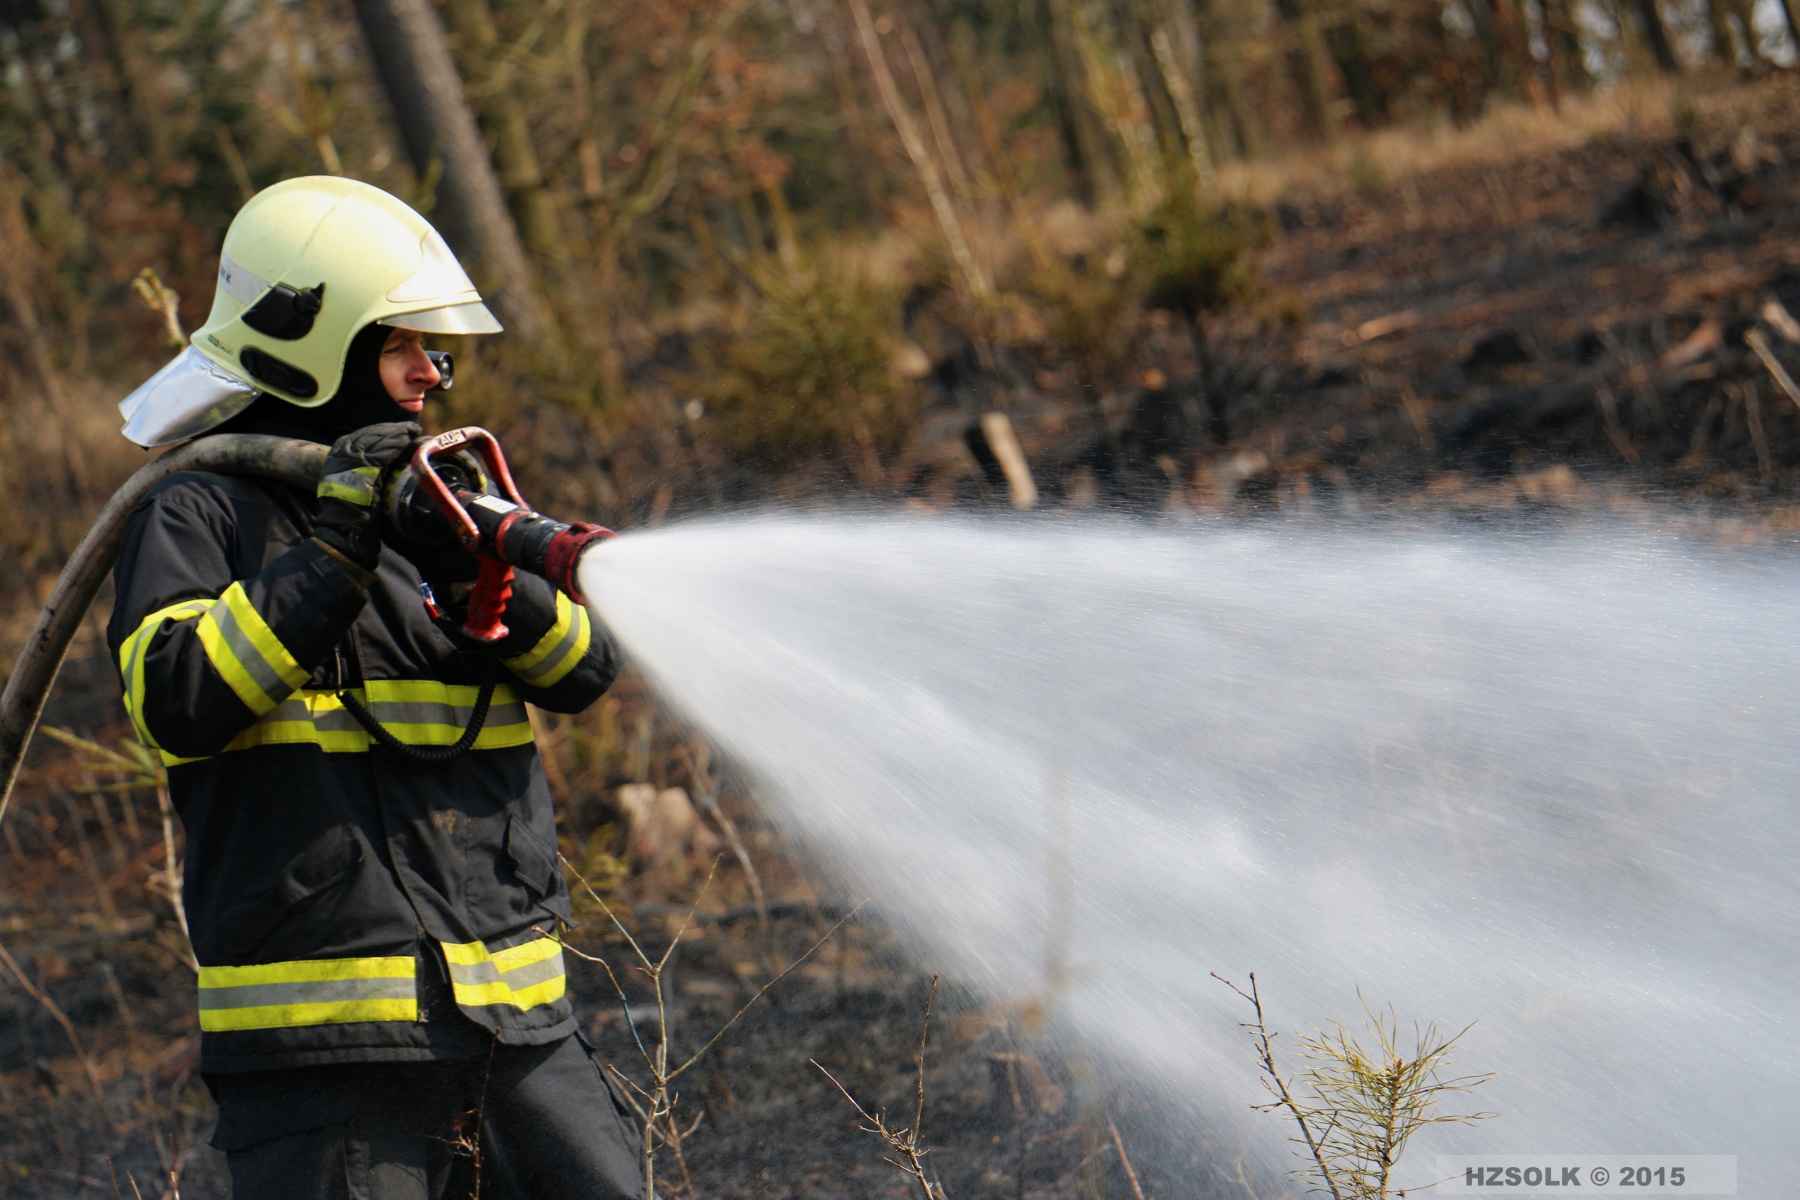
[379,328,442,415]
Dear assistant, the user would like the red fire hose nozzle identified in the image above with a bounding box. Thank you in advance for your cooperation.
[541,523,613,607]
[396,427,614,642]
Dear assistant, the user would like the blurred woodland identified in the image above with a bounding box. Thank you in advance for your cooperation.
[6,0,1800,576]
[12,0,1800,1192]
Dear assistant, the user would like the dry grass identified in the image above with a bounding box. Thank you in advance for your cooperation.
[0,375,146,608]
[1212,74,1716,202]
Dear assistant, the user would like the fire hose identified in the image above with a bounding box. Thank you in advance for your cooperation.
[0,427,612,821]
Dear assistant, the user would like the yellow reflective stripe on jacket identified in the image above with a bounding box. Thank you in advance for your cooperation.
[357,678,530,745]
[194,582,310,716]
[118,598,214,748]
[157,681,534,765]
[197,956,417,1032]
[502,593,591,689]
[441,935,566,1011]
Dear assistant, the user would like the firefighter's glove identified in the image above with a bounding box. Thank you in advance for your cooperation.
[314,421,422,573]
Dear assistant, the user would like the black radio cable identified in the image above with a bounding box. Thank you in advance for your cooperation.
[337,677,497,764]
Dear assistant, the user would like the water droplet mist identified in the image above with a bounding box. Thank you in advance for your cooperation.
[580,515,1799,1188]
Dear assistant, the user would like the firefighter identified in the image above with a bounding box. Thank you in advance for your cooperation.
[107,177,642,1199]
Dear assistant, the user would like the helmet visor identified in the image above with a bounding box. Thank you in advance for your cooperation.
[119,347,259,448]
[378,301,503,335]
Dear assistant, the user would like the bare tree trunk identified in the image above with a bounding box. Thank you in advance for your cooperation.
[1147,0,1213,177]
[0,166,69,412]
[1463,0,1509,91]
[1201,0,1263,160]
[1633,0,1682,72]
[949,23,1056,273]
[1067,1,1164,210]
[1485,0,1546,101]
[1704,0,1738,62]
[845,0,990,301]
[437,0,565,265]
[1114,1,1184,170]
[1149,23,1212,181]
[88,0,174,164]
[1272,0,1339,143]
[1043,0,1114,204]
[897,20,974,201]
[1327,17,1387,126]
[347,0,553,341]
[1541,0,1592,94]
[1723,0,1767,61]
[821,28,887,225]
[1776,0,1800,57]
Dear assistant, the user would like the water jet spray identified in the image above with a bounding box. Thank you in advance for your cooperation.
[575,515,1800,1191]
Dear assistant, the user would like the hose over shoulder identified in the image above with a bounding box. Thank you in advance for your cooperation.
[0,434,327,821]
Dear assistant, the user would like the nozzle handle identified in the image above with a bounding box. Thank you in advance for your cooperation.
[407,427,528,549]
[462,557,514,643]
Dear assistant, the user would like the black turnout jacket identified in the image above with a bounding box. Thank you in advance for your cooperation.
[106,463,618,1073]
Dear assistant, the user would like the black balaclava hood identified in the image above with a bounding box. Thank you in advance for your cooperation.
[216,323,412,444]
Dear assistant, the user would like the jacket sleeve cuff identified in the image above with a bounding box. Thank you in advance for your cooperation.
[495,586,592,689]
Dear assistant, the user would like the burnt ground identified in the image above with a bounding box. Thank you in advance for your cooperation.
[576,906,1251,1200]
[1240,76,1800,499]
[12,74,1800,1200]
[934,75,1800,525]
[0,785,1249,1199]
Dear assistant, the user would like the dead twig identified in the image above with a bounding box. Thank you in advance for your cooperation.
[1595,385,1639,462]
[685,741,772,962]
[813,974,944,1200]
[130,268,186,350]
[154,786,196,973]
[46,729,199,975]
[1213,972,1346,1200]
[554,852,866,1200]
[1742,382,1772,480]
[159,1130,186,1200]
[1108,1116,1149,1200]
[0,937,110,1112]
[670,903,865,1082]
[844,0,989,303]
[52,784,118,923]
[1747,328,1800,414]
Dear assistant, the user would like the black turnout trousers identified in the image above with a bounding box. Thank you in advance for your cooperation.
[210,1034,644,1200]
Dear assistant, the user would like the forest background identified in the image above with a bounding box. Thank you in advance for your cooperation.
[8,0,1800,1192]
[8,0,1800,558]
